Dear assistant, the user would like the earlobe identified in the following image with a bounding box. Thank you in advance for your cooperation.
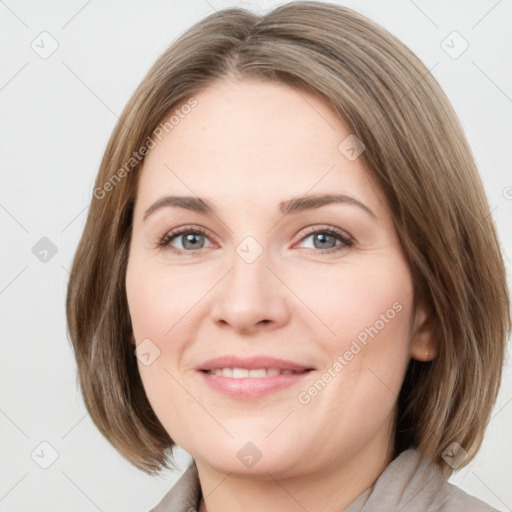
[410,300,438,362]
[129,332,136,346]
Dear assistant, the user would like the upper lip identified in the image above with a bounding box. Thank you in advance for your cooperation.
[196,355,314,372]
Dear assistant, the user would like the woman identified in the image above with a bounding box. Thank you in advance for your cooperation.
[66,2,510,511]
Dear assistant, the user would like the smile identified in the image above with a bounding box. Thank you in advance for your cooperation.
[198,368,314,399]
[204,368,308,378]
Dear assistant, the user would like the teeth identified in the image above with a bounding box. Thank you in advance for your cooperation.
[208,368,300,378]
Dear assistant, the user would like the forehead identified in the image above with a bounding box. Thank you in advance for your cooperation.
[135,78,387,217]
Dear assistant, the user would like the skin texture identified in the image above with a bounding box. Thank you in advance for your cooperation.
[125,78,436,512]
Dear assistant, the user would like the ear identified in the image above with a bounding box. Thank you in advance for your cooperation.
[129,331,136,346]
[409,299,438,362]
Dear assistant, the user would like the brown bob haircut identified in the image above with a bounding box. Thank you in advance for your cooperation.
[66,1,510,477]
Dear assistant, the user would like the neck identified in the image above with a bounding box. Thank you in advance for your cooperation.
[195,428,394,512]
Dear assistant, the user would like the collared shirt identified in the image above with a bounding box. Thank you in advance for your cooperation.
[149,448,500,512]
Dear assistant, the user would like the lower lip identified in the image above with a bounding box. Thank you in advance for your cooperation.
[197,370,313,399]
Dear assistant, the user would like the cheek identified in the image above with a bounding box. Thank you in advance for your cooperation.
[301,256,414,403]
[125,259,208,431]
[125,268,189,441]
[348,277,413,405]
[292,257,413,348]
[293,262,413,454]
[125,259,205,340]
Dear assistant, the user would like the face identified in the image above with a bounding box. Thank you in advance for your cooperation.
[125,78,432,478]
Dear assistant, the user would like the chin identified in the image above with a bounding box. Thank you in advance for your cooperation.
[190,435,308,478]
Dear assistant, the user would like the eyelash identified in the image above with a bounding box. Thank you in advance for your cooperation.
[157,225,354,256]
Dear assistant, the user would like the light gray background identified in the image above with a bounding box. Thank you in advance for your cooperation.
[1,0,511,510]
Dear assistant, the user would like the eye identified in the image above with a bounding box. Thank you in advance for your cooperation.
[295,226,354,254]
[158,226,213,254]
[157,224,354,256]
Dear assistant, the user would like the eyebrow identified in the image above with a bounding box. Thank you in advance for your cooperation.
[142,193,377,222]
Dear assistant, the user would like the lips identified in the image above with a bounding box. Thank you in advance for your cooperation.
[196,355,314,373]
[195,355,315,399]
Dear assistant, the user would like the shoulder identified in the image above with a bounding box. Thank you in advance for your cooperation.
[149,462,201,512]
[396,449,501,512]
[431,480,501,512]
[347,449,501,512]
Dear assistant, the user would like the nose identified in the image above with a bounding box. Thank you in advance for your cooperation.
[210,246,291,335]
